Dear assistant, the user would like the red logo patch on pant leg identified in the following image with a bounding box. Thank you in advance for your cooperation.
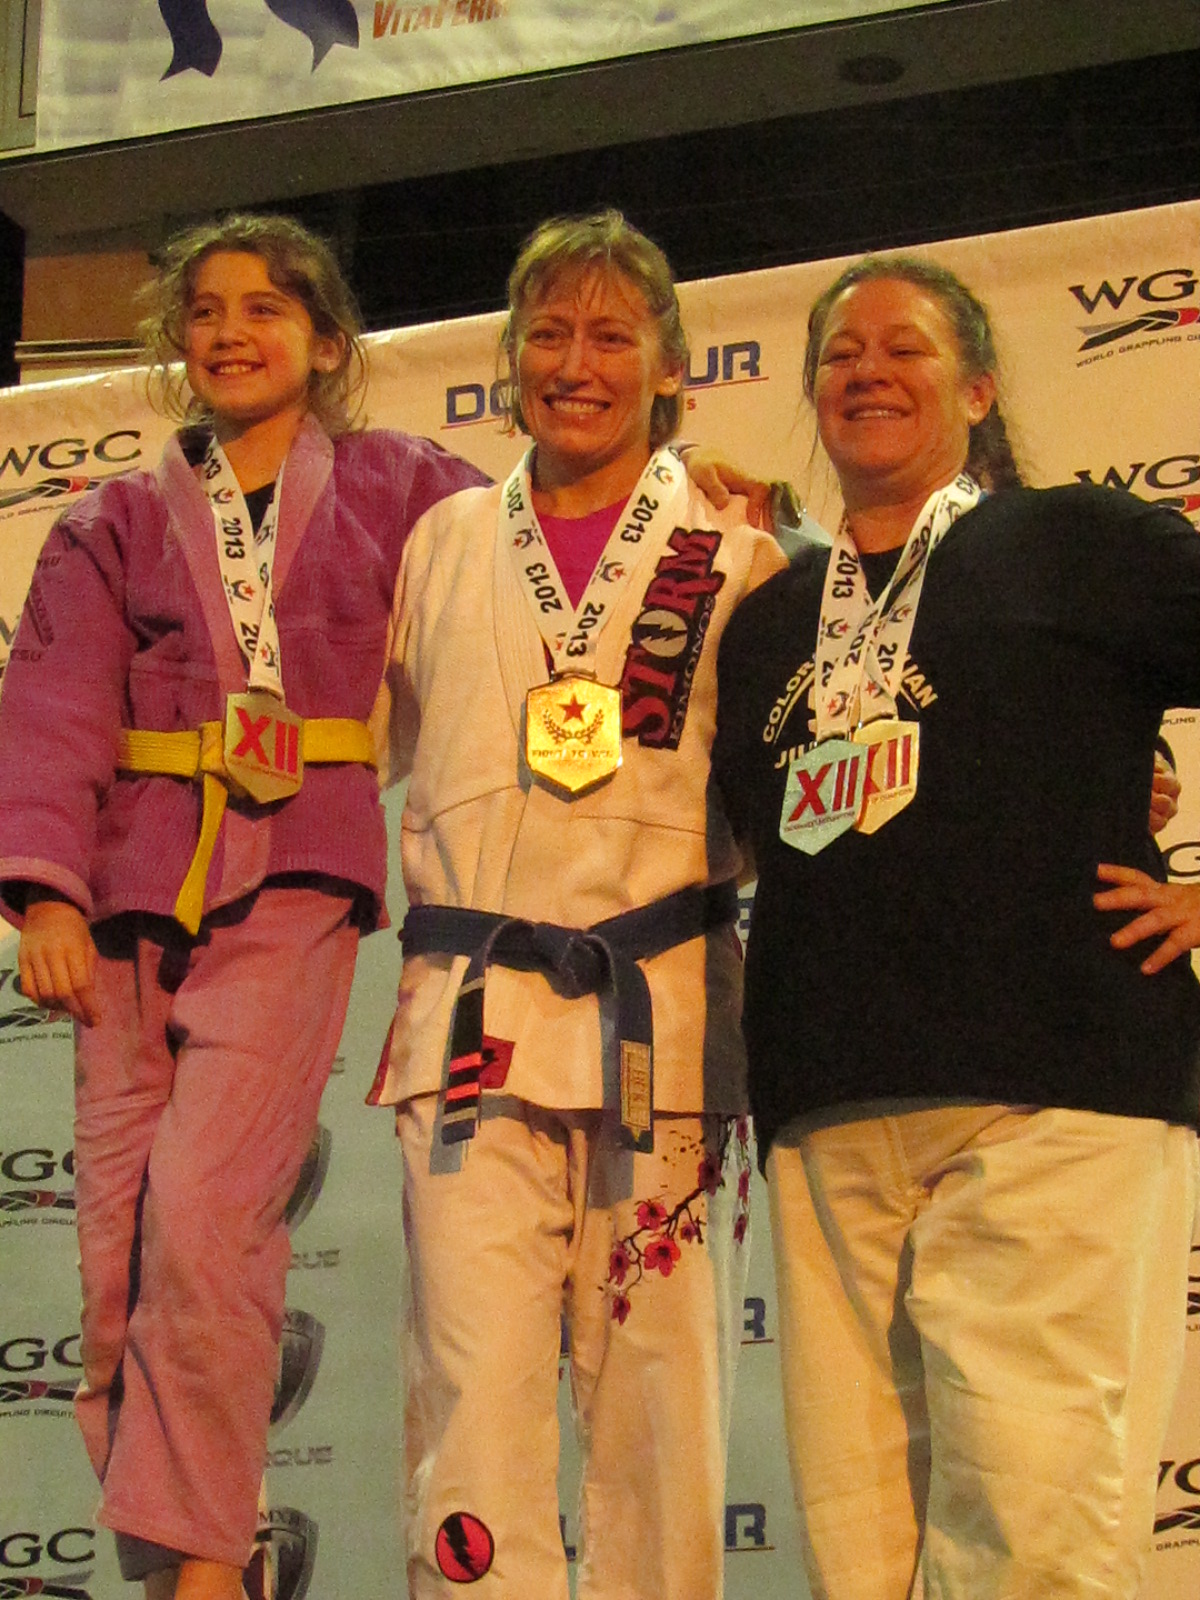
[435,1512,495,1582]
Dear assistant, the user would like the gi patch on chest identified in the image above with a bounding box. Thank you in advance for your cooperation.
[619,526,726,750]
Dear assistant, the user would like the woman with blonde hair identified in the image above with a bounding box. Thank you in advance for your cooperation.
[373,209,785,1598]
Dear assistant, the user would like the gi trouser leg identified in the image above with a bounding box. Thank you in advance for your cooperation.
[568,1113,750,1600]
[73,885,359,1569]
[768,1104,1199,1600]
[399,1095,750,1600]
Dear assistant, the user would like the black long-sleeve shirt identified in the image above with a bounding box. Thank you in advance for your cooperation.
[713,484,1200,1165]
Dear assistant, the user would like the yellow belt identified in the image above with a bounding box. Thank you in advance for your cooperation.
[117,715,375,935]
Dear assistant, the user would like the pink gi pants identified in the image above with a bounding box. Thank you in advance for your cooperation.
[767,1103,1200,1600]
[398,1094,752,1600]
[73,883,359,1570]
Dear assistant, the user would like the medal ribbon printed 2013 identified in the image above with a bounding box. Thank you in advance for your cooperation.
[780,473,980,853]
[500,447,687,796]
[204,432,286,699]
[202,432,309,806]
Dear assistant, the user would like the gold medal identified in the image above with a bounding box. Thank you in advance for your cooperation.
[525,676,622,798]
[223,690,304,803]
[853,716,919,834]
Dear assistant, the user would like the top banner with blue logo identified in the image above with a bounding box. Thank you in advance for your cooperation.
[32,0,948,152]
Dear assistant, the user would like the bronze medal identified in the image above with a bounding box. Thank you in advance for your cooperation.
[853,716,919,834]
[223,690,304,803]
[524,676,622,798]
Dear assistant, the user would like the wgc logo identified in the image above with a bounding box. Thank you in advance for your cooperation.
[1156,1457,1200,1536]
[1073,453,1200,526]
[0,962,64,1042]
[271,1310,324,1430]
[244,1508,317,1600]
[0,1333,81,1410]
[0,1148,75,1221]
[1070,267,1198,358]
[0,432,143,515]
[283,1125,331,1230]
[0,1526,94,1599]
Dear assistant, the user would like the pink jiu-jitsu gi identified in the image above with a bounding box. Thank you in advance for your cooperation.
[0,416,485,1574]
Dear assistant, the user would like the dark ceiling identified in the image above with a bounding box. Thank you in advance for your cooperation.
[335,44,1200,331]
[0,10,1198,383]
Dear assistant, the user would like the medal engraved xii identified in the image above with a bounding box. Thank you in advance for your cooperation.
[779,737,864,855]
[224,690,304,804]
[853,716,919,834]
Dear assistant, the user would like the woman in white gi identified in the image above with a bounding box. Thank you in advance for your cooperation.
[712,255,1200,1600]
[372,211,784,1598]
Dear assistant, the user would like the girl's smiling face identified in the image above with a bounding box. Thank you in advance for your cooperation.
[184,250,343,438]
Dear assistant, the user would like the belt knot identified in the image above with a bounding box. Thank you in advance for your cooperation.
[524,922,607,998]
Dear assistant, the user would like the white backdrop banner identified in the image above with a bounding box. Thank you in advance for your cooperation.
[1,200,1198,1600]
[32,0,949,151]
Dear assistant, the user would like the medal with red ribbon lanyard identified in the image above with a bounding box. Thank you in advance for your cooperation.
[779,473,980,854]
[203,433,303,803]
[501,446,686,798]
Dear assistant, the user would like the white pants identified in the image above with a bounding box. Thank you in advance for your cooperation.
[398,1095,752,1599]
[767,1103,1199,1600]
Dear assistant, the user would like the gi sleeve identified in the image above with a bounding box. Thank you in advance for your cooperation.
[0,496,135,922]
[371,495,447,789]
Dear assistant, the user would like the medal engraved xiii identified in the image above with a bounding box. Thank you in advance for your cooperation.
[853,716,919,834]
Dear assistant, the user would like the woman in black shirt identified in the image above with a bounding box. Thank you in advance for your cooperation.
[713,255,1200,1600]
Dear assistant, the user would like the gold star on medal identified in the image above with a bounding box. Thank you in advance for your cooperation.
[559,690,587,722]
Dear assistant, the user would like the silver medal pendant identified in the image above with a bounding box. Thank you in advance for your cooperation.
[779,738,865,855]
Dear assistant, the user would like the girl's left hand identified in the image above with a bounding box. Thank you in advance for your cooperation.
[1094,863,1200,973]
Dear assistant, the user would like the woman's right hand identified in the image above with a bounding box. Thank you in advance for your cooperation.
[19,895,101,1026]
[680,447,774,528]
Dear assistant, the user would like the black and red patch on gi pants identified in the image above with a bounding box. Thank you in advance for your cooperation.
[436,1512,495,1582]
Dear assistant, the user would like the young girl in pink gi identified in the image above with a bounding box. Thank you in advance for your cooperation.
[0,214,485,1600]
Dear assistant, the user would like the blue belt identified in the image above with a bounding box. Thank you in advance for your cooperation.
[400,879,739,1160]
